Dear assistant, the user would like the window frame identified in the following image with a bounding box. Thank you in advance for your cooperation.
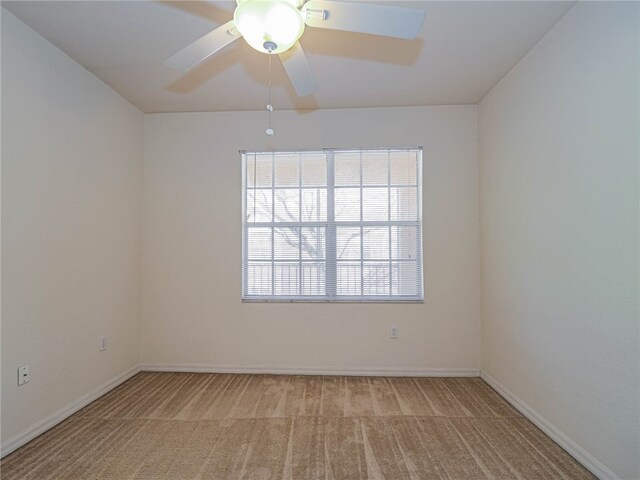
[241,147,424,303]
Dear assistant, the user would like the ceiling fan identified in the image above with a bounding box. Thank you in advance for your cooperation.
[165,0,426,97]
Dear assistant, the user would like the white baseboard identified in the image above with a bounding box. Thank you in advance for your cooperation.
[1,364,141,458]
[141,363,480,377]
[480,371,620,480]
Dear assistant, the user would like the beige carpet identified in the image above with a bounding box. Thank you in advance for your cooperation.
[1,372,595,479]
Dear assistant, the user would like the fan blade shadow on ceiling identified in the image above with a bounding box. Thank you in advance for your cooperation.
[157,1,235,24]
[166,29,423,96]
[166,30,422,95]
[166,41,246,93]
[165,40,319,113]
[300,29,424,67]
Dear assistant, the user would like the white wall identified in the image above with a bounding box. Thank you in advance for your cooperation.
[142,106,480,373]
[1,10,143,447]
[479,2,639,479]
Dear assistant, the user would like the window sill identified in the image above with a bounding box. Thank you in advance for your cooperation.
[242,297,425,304]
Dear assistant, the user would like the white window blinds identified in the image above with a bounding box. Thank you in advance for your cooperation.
[242,148,423,302]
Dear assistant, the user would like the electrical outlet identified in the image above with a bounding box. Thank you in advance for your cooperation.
[18,365,30,386]
[390,326,399,339]
[100,336,109,352]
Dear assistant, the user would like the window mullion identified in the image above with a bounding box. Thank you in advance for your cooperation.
[242,153,248,297]
[271,152,275,296]
[417,149,423,297]
[326,152,336,298]
[359,151,364,296]
[387,150,393,296]
[298,153,302,296]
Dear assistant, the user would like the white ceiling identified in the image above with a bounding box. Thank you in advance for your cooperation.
[2,1,575,113]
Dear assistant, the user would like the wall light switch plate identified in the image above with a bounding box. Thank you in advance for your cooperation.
[18,365,30,386]
[100,336,108,352]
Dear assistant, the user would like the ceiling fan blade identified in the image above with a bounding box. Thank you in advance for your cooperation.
[303,0,426,39]
[165,19,241,71]
[278,42,319,97]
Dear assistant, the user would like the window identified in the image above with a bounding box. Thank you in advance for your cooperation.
[242,148,423,302]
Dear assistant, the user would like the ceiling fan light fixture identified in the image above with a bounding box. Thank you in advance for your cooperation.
[234,0,305,54]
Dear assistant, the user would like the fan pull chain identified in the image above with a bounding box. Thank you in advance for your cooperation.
[266,49,274,136]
